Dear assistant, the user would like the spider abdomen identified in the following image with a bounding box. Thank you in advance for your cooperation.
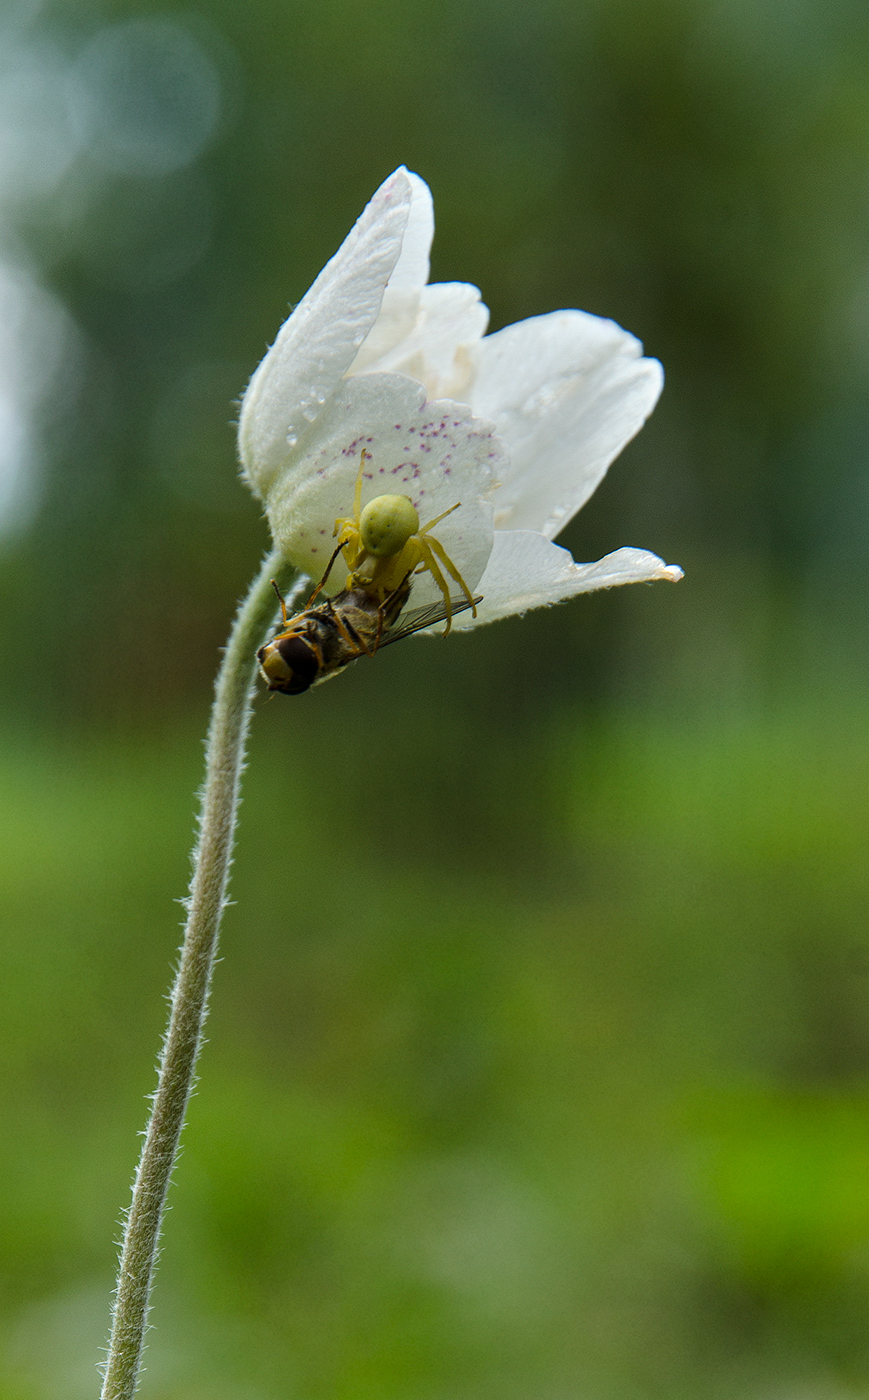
[359,494,419,557]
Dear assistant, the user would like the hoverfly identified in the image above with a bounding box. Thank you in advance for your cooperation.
[257,574,481,695]
[258,452,482,695]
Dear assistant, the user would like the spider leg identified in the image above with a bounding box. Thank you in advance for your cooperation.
[425,534,478,617]
[417,541,455,634]
[418,501,461,534]
[353,447,369,518]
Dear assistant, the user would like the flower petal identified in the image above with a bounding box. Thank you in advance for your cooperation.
[468,310,663,538]
[238,167,414,500]
[451,530,683,628]
[264,372,504,602]
[349,171,435,373]
[354,282,489,401]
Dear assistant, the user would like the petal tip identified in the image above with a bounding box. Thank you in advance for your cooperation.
[377,166,414,208]
[658,563,683,582]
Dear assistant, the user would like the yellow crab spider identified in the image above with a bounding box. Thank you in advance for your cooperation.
[329,451,478,634]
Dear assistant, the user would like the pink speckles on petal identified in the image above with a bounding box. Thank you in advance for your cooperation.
[266,377,501,589]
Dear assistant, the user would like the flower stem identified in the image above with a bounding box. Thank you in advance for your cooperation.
[100,551,299,1400]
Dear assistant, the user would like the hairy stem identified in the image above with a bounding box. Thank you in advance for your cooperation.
[100,551,299,1400]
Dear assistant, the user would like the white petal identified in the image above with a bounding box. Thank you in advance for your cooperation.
[355,282,489,400]
[451,530,683,628]
[348,171,434,373]
[238,167,414,500]
[265,372,504,602]
[377,171,433,300]
[468,310,663,538]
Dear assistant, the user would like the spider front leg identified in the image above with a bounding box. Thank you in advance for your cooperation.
[332,514,364,575]
[332,448,370,576]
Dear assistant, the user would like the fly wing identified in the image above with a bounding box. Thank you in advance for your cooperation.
[378,594,483,647]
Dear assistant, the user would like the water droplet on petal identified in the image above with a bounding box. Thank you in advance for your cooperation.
[286,432,298,448]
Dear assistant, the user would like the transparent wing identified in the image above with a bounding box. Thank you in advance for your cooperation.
[378,593,483,647]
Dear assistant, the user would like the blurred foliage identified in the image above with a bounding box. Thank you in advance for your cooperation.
[3,697,869,1399]
[1,0,869,1395]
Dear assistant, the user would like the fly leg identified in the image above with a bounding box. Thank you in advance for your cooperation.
[320,597,373,657]
[373,571,414,649]
[270,578,290,626]
[303,539,349,608]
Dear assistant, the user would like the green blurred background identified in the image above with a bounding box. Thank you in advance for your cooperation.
[2,0,869,1395]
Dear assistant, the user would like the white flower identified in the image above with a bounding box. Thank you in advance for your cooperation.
[238,167,682,629]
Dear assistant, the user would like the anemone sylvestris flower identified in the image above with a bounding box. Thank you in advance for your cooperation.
[239,168,682,627]
[102,173,684,1397]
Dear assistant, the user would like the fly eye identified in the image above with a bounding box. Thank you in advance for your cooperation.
[273,634,319,693]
